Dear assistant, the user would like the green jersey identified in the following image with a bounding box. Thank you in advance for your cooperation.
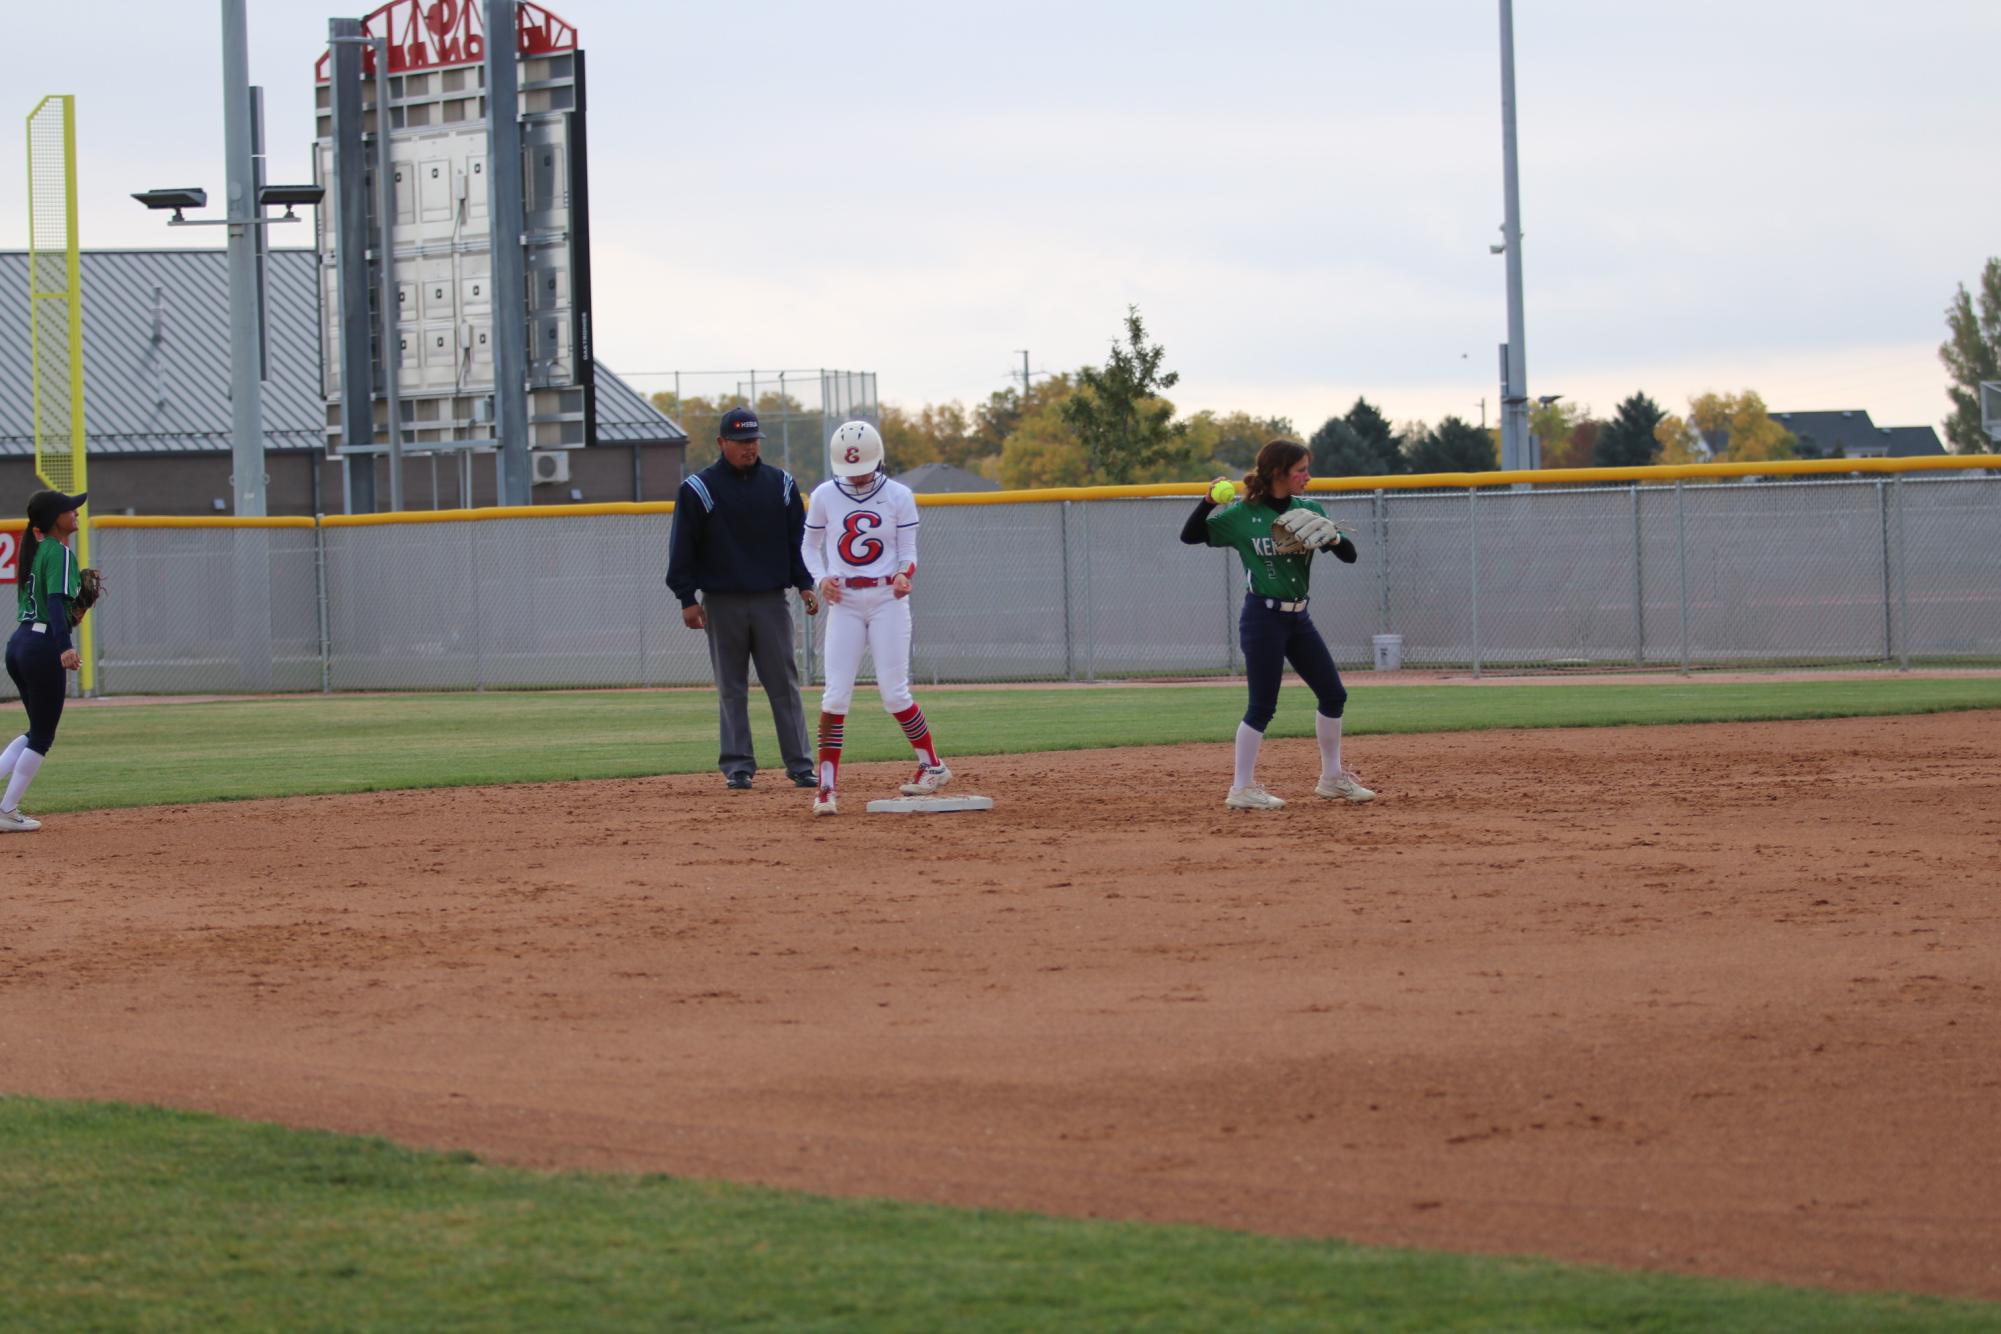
[1203,496,1328,601]
[17,537,79,625]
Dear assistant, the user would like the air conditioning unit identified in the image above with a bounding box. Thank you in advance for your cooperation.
[530,449,571,486]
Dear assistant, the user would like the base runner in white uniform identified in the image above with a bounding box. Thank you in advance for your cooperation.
[801,422,951,817]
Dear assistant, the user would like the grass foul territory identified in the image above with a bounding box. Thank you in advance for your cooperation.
[0,1098,1989,1332]
[28,676,2001,812]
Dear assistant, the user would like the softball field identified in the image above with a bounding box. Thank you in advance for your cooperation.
[3,706,1998,1304]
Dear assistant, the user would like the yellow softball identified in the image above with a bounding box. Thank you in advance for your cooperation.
[1209,478,1237,505]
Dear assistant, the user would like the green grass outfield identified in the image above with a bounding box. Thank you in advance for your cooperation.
[2,1098,1991,1332]
[26,674,2001,813]
[12,678,2001,1326]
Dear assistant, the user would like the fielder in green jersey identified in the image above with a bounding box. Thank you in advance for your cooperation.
[1200,491,1327,603]
[1178,440,1376,811]
[2,489,89,832]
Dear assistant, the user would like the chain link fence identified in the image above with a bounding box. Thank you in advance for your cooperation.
[40,473,2001,699]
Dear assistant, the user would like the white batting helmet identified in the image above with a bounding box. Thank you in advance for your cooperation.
[829,421,885,480]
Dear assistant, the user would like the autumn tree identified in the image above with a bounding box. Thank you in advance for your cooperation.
[649,392,745,459]
[881,399,1004,473]
[1652,414,1709,467]
[995,376,1089,488]
[1940,257,2001,453]
[1529,398,1593,469]
[1406,416,1496,473]
[1062,306,1189,483]
[1690,390,1795,463]
[1592,393,1667,467]
[1185,410,1295,471]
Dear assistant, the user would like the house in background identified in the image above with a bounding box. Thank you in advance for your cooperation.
[1770,410,1945,459]
[0,248,687,515]
[894,461,999,494]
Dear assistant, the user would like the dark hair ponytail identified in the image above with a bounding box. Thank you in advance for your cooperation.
[1243,439,1308,504]
[18,516,39,586]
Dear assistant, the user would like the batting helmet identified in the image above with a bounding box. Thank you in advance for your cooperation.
[829,421,885,480]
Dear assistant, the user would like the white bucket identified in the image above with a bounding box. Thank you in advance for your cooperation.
[1372,633,1404,672]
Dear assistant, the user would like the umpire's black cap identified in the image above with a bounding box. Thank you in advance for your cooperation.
[719,407,763,442]
[25,489,86,531]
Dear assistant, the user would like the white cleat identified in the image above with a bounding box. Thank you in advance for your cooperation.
[1224,785,1286,811]
[813,788,838,817]
[0,807,41,832]
[1315,771,1376,803]
[899,763,952,797]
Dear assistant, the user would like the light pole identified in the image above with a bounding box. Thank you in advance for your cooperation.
[1494,0,1531,472]
[130,0,322,516]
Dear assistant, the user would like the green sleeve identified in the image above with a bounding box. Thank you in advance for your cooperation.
[37,541,78,598]
[1203,503,1247,549]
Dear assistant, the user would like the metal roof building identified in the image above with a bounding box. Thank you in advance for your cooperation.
[1,248,687,512]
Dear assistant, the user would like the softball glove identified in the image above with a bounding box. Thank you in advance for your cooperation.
[68,568,105,626]
[1271,508,1343,555]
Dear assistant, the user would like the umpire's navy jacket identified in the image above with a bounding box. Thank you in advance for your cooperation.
[665,458,813,608]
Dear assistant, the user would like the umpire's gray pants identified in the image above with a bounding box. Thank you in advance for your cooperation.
[702,590,812,781]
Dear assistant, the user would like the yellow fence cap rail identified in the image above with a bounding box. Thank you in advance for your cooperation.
[93,514,316,530]
[321,501,677,527]
[917,453,2001,503]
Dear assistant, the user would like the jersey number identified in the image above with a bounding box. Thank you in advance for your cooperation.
[838,511,884,566]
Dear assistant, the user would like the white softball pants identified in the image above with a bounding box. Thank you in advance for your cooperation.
[817,584,915,715]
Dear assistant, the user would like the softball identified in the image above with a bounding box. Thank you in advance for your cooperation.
[1209,479,1237,505]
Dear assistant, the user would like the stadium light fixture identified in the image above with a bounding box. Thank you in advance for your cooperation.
[130,187,208,222]
[257,183,325,218]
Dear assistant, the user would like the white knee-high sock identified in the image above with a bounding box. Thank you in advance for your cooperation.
[1316,713,1344,779]
[3,749,44,812]
[0,735,27,782]
[1233,723,1264,790]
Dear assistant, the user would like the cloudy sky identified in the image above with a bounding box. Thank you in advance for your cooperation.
[5,0,1996,436]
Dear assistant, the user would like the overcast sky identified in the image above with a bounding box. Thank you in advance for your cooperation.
[5,0,1997,437]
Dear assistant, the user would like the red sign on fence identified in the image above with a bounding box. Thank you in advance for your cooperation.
[0,529,20,585]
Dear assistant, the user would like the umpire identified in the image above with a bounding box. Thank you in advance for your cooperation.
[666,407,822,790]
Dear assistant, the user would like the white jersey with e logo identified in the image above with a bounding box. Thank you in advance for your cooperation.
[802,474,920,583]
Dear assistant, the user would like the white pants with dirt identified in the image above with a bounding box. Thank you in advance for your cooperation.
[818,584,914,716]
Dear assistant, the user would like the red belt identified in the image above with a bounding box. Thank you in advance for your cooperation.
[838,576,888,588]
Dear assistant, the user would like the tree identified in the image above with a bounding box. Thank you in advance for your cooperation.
[1593,393,1666,467]
[1652,414,1708,467]
[972,377,1070,460]
[649,391,748,461]
[1940,257,2001,453]
[877,404,945,472]
[1689,390,1795,463]
[1185,410,1294,471]
[1062,306,1189,483]
[1406,416,1495,473]
[1310,397,1405,477]
[995,382,1089,488]
[1529,398,1592,469]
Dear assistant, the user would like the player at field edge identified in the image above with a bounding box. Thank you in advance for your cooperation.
[799,421,949,817]
[1179,440,1375,811]
[1,489,89,832]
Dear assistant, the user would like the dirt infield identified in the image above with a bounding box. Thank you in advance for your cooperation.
[3,713,1999,1300]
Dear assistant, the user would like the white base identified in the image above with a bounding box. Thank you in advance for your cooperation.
[864,795,995,814]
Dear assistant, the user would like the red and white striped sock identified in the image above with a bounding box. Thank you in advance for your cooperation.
[817,712,846,791]
[893,704,940,768]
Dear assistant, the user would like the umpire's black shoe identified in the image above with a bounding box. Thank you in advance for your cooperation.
[725,772,753,790]
[789,771,818,789]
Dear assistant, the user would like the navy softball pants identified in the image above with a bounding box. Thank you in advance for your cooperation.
[1239,595,1346,732]
[5,627,66,755]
